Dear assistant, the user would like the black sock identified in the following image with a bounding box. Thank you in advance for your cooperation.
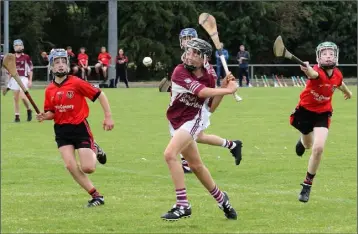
[304,172,315,185]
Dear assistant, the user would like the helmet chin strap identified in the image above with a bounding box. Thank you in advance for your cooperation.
[320,64,335,69]
[184,64,197,72]
[53,68,69,78]
[53,71,68,77]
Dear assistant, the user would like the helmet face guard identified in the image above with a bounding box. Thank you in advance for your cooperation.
[50,49,69,77]
[184,38,212,72]
[13,39,24,53]
[316,42,339,69]
[179,28,198,49]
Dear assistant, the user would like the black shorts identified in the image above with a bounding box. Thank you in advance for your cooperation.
[54,120,94,150]
[290,106,332,135]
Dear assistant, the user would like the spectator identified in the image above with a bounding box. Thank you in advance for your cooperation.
[215,43,229,87]
[115,48,129,88]
[236,44,250,87]
[66,46,79,75]
[95,46,111,80]
[77,47,91,80]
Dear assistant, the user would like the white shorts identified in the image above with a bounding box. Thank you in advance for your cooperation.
[7,76,28,91]
[169,117,204,141]
[202,108,212,130]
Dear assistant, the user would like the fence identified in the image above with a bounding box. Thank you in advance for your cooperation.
[27,63,358,82]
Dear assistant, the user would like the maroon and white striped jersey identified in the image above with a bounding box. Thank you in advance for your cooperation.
[15,53,33,77]
[166,64,216,130]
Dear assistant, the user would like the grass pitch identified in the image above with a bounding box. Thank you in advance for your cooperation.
[1,87,356,233]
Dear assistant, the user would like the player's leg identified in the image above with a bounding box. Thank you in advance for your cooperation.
[12,90,21,122]
[180,154,192,173]
[196,132,243,165]
[182,141,237,220]
[19,92,32,122]
[161,129,193,221]
[296,132,314,156]
[77,146,105,207]
[59,145,104,207]
[299,127,329,203]
[81,120,107,164]
[93,140,107,164]
[18,77,32,121]
[290,106,314,156]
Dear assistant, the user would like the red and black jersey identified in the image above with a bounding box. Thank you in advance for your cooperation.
[44,75,101,125]
[298,65,343,113]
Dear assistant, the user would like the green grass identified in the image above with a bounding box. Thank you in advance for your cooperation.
[1,87,356,233]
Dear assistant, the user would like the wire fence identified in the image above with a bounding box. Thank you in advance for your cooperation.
[2,63,357,83]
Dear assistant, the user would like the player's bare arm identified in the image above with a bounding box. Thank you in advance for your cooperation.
[198,79,237,99]
[300,62,319,79]
[337,81,352,100]
[97,92,114,131]
[209,72,236,113]
[28,70,33,88]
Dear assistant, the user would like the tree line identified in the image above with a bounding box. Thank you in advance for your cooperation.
[1,1,357,80]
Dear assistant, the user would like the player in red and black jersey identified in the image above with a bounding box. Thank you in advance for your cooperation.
[36,49,114,207]
[289,42,352,203]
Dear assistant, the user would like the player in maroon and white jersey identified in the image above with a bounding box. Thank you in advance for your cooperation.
[3,39,34,122]
[177,28,243,174]
[289,42,352,203]
[161,38,238,221]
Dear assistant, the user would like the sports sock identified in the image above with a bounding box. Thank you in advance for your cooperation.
[221,140,237,150]
[88,187,101,198]
[176,188,189,207]
[304,172,316,185]
[210,185,224,205]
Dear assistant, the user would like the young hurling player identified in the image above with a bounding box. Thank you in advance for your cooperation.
[290,42,352,203]
[162,38,238,221]
[3,39,33,122]
[178,28,243,174]
[36,49,114,207]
